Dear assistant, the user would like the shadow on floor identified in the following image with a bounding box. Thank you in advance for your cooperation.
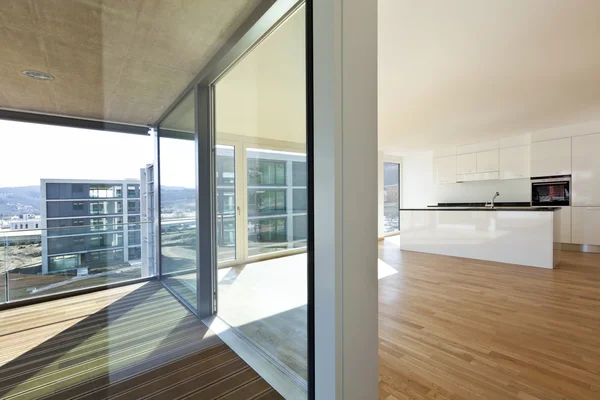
[0,282,164,398]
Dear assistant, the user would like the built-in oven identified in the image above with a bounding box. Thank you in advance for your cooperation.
[531,175,571,206]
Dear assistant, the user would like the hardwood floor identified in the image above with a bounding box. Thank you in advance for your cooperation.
[0,281,282,400]
[378,238,600,400]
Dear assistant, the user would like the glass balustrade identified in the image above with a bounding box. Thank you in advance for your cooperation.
[0,220,155,303]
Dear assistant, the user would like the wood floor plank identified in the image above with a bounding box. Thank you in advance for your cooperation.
[378,241,600,400]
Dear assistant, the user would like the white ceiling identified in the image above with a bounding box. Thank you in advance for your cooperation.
[379,0,600,152]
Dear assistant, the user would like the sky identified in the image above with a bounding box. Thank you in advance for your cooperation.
[0,120,196,189]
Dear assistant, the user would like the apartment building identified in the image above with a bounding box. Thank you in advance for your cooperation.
[40,179,144,274]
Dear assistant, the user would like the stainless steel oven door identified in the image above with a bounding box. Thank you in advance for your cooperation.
[531,176,571,206]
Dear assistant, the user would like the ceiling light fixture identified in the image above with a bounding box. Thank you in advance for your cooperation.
[22,70,54,81]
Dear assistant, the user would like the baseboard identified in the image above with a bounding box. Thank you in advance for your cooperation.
[561,243,600,254]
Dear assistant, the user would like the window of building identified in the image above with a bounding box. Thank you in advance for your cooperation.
[293,188,307,212]
[292,161,307,186]
[73,202,84,211]
[248,189,286,216]
[247,159,286,186]
[90,235,104,248]
[49,255,79,271]
[72,184,84,193]
[127,200,139,213]
[35,223,38,228]
[91,218,107,232]
[383,162,401,233]
[127,185,138,198]
[128,215,140,230]
[128,247,141,261]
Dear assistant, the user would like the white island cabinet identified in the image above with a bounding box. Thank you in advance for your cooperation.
[399,208,561,269]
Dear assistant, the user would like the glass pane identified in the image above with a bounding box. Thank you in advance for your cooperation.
[384,162,400,233]
[216,145,236,262]
[247,149,307,257]
[0,119,154,302]
[159,91,198,310]
[0,232,5,304]
[215,4,308,390]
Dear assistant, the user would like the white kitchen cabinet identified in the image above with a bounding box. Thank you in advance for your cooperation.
[572,207,600,245]
[530,138,571,177]
[558,206,571,243]
[476,150,499,173]
[457,153,477,175]
[499,145,530,180]
[572,133,600,206]
[433,156,456,184]
[457,172,499,182]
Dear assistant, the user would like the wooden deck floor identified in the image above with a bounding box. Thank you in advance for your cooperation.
[0,281,282,400]
[378,238,600,400]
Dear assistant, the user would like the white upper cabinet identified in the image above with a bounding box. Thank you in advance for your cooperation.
[433,156,457,185]
[457,153,477,175]
[499,146,530,180]
[530,138,571,177]
[572,133,600,206]
[476,150,499,173]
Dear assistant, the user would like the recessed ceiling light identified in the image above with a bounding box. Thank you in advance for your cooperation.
[22,70,54,81]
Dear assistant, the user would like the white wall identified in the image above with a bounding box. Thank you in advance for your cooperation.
[401,151,434,207]
[400,151,531,206]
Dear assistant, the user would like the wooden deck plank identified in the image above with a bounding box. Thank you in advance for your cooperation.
[0,281,283,400]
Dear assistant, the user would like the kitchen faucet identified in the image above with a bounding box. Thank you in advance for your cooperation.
[486,192,500,208]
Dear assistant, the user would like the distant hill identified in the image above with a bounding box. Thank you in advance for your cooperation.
[0,185,198,218]
[0,186,41,217]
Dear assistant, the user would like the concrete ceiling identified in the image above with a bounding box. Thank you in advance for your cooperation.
[379,0,600,152]
[0,0,263,126]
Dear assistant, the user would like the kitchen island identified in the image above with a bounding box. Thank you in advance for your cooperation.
[399,207,562,268]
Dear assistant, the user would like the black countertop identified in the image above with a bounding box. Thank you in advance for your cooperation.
[400,205,560,212]
[432,202,532,207]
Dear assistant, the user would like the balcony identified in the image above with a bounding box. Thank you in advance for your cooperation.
[0,281,279,399]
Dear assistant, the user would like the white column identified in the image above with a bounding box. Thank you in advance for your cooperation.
[313,0,378,398]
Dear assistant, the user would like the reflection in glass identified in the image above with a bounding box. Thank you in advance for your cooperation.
[383,162,401,233]
[158,91,198,310]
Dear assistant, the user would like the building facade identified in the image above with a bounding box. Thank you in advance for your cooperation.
[9,214,41,230]
[40,179,144,274]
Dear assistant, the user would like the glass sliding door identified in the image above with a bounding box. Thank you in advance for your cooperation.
[216,145,236,262]
[158,91,198,310]
[214,3,308,393]
[383,162,401,233]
